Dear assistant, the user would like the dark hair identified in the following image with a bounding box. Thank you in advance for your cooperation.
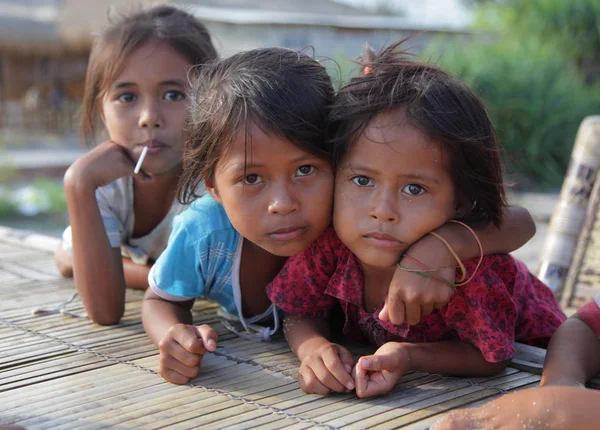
[329,39,507,227]
[80,5,217,144]
[179,47,335,203]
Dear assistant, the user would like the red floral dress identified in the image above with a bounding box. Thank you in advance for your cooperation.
[266,227,566,362]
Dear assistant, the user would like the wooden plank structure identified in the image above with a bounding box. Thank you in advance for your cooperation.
[538,116,600,300]
[0,229,568,429]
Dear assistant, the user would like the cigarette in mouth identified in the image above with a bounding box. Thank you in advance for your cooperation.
[134,146,148,174]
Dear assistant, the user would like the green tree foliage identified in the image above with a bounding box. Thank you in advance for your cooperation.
[428,0,600,187]
[479,0,600,83]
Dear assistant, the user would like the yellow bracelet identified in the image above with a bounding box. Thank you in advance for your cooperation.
[428,231,467,283]
[449,220,484,286]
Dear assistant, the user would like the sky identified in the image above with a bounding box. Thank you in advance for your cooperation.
[333,0,473,26]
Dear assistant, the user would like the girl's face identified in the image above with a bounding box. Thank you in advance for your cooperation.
[101,41,190,177]
[206,123,334,257]
[334,111,463,269]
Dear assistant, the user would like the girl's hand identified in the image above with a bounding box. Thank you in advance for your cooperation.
[354,342,410,398]
[65,141,150,191]
[380,234,455,325]
[157,323,218,384]
[298,339,355,395]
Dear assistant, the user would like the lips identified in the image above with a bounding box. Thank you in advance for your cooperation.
[363,232,404,248]
[268,226,308,241]
[138,140,168,155]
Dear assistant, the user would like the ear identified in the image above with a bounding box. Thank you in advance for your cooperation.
[203,175,222,204]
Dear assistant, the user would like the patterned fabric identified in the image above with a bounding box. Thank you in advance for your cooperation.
[62,176,191,265]
[149,194,279,341]
[149,194,242,311]
[266,227,566,362]
[577,294,600,338]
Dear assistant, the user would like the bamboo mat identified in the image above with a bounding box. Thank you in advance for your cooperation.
[0,236,548,429]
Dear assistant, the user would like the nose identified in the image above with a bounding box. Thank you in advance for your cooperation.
[369,189,399,223]
[268,181,299,216]
[138,99,162,129]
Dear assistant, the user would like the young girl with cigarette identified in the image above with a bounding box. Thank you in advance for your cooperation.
[266,42,566,398]
[143,45,536,385]
[54,6,217,325]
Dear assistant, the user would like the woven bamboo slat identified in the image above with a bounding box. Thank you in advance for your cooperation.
[1,230,597,429]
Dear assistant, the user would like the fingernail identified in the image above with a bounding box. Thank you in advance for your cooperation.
[346,381,355,390]
[207,339,217,350]
[344,364,352,373]
[361,358,371,367]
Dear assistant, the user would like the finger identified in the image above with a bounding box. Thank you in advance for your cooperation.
[160,353,202,379]
[322,348,355,391]
[136,169,153,181]
[311,358,348,393]
[165,341,203,369]
[298,367,331,395]
[421,303,435,317]
[170,325,206,355]
[384,299,406,325]
[159,366,193,385]
[404,302,422,326]
[354,361,369,397]
[358,354,398,372]
[434,301,448,310]
[378,303,390,322]
[194,324,219,352]
[337,346,356,373]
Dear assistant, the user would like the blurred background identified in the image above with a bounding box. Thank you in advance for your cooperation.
[0,0,598,269]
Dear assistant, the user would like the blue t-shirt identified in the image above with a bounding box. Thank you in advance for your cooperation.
[149,194,279,341]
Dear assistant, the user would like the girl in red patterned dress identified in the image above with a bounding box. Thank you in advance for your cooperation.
[266,42,566,398]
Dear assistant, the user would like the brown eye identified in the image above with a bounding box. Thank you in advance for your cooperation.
[352,176,372,187]
[402,184,425,196]
[297,165,314,176]
[243,174,263,185]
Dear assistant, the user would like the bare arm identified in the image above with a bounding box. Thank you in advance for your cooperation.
[541,316,600,387]
[355,340,508,397]
[383,205,536,325]
[431,387,600,430]
[432,386,600,430]
[402,340,509,376]
[60,141,152,325]
[54,245,150,290]
[64,169,126,325]
[284,316,331,360]
[434,204,536,260]
[142,288,195,346]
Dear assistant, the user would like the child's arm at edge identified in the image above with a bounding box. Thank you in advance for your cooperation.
[541,315,600,388]
[431,386,600,430]
[382,205,536,325]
